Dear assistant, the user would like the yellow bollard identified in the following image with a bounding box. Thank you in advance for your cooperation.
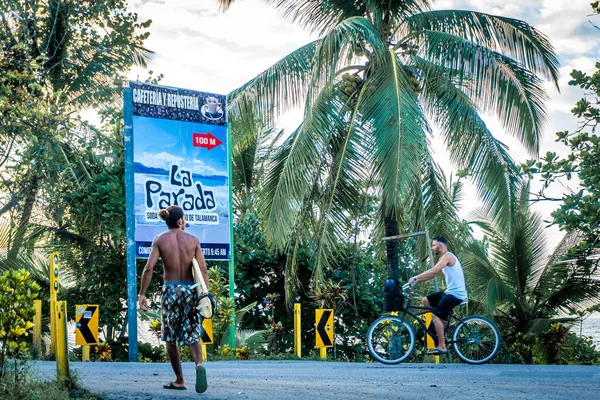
[33,300,42,358]
[425,312,439,364]
[320,347,327,360]
[55,301,69,378]
[294,303,301,357]
[201,344,207,362]
[82,345,90,362]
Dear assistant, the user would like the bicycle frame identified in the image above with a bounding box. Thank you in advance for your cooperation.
[392,291,465,347]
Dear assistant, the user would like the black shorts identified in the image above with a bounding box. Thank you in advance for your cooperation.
[426,291,463,321]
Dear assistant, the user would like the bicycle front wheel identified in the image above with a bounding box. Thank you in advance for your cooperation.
[366,315,415,364]
[452,315,500,364]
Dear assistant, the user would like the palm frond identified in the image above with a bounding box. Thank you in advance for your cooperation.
[462,240,517,315]
[274,0,366,36]
[215,0,236,12]
[403,10,560,86]
[417,57,521,232]
[311,87,372,288]
[274,0,433,35]
[420,157,462,249]
[305,16,386,107]
[412,31,548,155]
[258,84,341,249]
[362,50,429,220]
[228,40,322,119]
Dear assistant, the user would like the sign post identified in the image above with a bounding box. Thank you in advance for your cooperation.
[124,82,231,362]
[124,87,137,361]
[316,309,334,359]
[227,123,235,352]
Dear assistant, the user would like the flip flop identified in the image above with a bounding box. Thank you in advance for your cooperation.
[426,349,448,355]
[164,382,187,390]
[196,365,208,393]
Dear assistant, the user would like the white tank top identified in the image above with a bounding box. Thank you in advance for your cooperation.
[442,252,467,301]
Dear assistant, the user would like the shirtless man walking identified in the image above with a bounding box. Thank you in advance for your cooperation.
[138,205,209,393]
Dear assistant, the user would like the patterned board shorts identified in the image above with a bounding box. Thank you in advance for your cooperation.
[161,282,203,346]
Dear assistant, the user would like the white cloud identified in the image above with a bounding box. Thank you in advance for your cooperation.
[141,151,184,170]
[193,159,226,176]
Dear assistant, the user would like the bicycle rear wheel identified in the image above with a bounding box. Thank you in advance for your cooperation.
[452,315,500,364]
[366,315,415,364]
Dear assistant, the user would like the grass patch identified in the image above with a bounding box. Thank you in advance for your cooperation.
[1,374,102,399]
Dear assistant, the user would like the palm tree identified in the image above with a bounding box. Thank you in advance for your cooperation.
[220,1,559,300]
[463,182,600,338]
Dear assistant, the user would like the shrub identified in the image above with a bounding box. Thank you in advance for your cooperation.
[0,269,40,382]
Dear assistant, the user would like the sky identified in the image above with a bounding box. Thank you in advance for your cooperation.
[126,0,600,254]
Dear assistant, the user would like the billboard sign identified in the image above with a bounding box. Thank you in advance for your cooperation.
[127,81,230,260]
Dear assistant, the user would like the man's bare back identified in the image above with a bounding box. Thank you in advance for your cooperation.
[138,208,209,311]
[155,230,202,283]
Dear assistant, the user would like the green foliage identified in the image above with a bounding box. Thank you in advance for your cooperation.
[90,341,114,362]
[0,269,39,381]
[496,324,600,365]
[138,342,167,363]
[0,0,152,107]
[1,366,98,399]
[559,332,600,365]
[262,293,284,354]
[233,208,391,360]
[464,182,600,338]
[520,63,600,262]
[209,275,259,350]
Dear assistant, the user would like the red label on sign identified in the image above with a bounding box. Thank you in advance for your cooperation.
[193,133,222,150]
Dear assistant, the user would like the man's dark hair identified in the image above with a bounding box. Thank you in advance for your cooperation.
[434,236,448,245]
[158,205,184,229]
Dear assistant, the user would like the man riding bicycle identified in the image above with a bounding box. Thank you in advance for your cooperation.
[408,236,467,355]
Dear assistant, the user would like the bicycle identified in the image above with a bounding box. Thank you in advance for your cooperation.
[366,283,500,365]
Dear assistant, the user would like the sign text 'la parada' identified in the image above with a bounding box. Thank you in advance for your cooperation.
[144,164,219,225]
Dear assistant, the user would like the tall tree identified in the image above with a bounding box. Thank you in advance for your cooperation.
[221,0,559,300]
[0,0,151,257]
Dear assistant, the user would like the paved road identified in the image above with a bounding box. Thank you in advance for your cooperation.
[33,360,600,400]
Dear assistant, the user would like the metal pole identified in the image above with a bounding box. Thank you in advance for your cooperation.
[382,231,428,241]
[124,87,138,362]
[227,122,236,351]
